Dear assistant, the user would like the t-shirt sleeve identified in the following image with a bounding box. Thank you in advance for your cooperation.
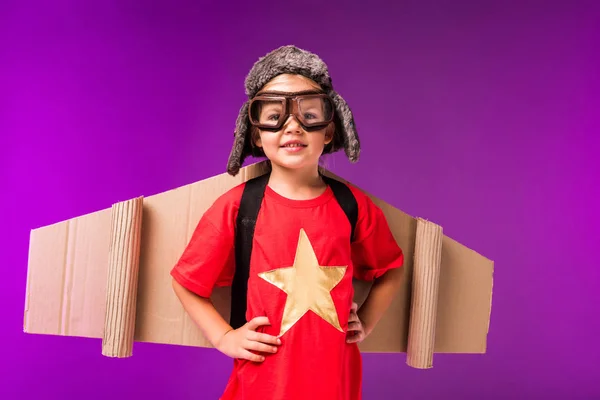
[170,189,239,298]
[351,191,404,281]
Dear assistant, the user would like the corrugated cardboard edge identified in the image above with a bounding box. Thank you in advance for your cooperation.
[102,197,144,358]
[406,218,443,369]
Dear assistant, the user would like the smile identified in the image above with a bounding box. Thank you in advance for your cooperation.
[281,143,307,148]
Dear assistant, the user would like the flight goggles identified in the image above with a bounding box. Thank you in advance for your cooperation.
[248,90,335,131]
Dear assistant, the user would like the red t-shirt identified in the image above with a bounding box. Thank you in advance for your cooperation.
[171,179,404,400]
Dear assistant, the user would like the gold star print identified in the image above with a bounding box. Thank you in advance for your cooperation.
[258,228,347,338]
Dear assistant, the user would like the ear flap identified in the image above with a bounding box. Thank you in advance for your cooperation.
[329,90,360,162]
[227,101,250,176]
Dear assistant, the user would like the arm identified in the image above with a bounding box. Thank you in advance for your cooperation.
[169,191,280,361]
[346,192,405,342]
[172,278,281,362]
[171,278,232,348]
[357,266,404,337]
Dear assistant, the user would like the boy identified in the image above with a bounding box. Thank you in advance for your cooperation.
[171,45,404,399]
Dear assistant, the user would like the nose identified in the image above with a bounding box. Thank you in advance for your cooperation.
[283,114,302,134]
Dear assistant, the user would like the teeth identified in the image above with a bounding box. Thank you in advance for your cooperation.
[284,144,304,147]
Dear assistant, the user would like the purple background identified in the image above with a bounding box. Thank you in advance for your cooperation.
[2,1,599,399]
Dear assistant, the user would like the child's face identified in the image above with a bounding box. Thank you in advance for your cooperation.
[253,74,334,173]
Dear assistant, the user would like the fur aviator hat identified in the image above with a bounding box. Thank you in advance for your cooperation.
[226,45,360,176]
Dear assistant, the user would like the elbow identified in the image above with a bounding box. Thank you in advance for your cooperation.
[378,266,404,290]
[171,277,185,298]
[171,277,210,303]
[392,266,404,288]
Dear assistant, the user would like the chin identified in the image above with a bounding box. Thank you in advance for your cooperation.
[269,155,318,171]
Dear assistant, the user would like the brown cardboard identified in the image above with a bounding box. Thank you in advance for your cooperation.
[102,197,143,357]
[405,218,443,369]
[23,161,493,368]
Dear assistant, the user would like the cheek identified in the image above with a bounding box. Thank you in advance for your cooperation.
[258,133,279,151]
[308,132,329,147]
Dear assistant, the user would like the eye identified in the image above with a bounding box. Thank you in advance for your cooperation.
[267,113,280,121]
[303,113,317,120]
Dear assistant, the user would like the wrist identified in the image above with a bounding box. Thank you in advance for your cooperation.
[357,312,372,337]
[215,327,234,350]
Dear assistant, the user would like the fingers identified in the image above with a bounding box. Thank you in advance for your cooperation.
[346,330,365,344]
[347,321,362,332]
[246,316,271,331]
[244,329,280,354]
[247,330,281,346]
[218,316,281,362]
[239,316,281,361]
[238,349,266,363]
[244,339,278,354]
[346,303,365,344]
[245,317,281,346]
[348,312,360,324]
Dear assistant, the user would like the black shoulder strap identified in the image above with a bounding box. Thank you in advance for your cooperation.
[230,173,270,329]
[321,175,358,242]
[230,173,358,329]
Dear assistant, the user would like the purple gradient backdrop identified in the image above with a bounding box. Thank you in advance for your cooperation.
[2,1,599,399]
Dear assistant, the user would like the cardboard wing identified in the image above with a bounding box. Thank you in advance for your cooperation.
[23,161,493,369]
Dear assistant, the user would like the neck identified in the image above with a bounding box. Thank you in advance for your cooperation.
[267,163,326,200]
